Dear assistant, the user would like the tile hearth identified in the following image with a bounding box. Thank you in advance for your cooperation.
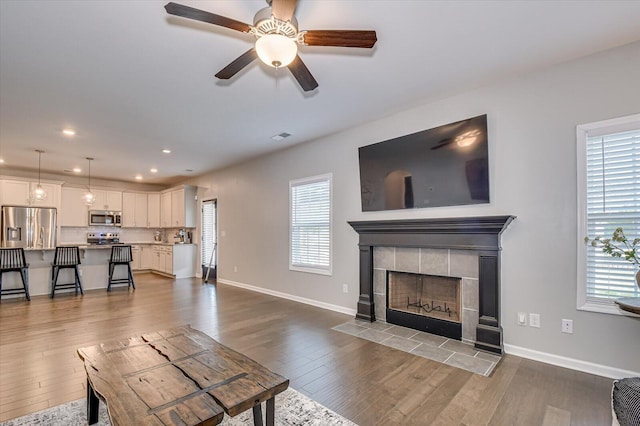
[332,319,501,377]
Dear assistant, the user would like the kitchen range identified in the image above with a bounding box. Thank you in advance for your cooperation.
[86,232,120,245]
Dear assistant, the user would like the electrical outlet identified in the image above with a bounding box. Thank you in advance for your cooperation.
[562,319,573,334]
[529,313,541,328]
[342,284,348,293]
[517,312,527,326]
[233,266,238,273]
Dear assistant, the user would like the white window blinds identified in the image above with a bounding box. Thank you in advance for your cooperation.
[290,174,332,274]
[201,200,216,268]
[585,128,640,301]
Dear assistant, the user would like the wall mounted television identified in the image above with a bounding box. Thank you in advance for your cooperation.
[358,114,489,211]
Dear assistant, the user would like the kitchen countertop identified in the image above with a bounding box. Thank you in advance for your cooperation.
[65,242,196,246]
[20,242,196,251]
[128,242,196,246]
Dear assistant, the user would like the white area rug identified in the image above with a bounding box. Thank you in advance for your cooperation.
[0,387,356,426]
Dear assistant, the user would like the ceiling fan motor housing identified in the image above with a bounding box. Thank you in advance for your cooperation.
[252,7,298,39]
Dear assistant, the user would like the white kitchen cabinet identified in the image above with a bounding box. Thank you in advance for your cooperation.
[171,189,185,228]
[163,249,173,274]
[0,179,60,208]
[0,180,30,205]
[161,186,196,228]
[92,190,122,211]
[141,245,154,269]
[160,192,172,228]
[152,245,172,274]
[147,193,160,228]
[131,245,141,270]
[29,182,60,208]
[60,187,89,226]
[171,244,196,279]
[150,244,196,278]
[152,246,162,271]
[122,192,147,228]
[158,186,196,229]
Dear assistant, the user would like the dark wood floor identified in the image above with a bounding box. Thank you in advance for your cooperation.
[0,274,613,425]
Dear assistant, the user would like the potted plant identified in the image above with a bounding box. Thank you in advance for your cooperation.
[585,227,640,290]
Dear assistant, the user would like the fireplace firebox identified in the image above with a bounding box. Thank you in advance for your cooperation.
[387,271,462,339]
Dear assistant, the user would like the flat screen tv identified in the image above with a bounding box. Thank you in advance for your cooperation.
[358,114,489,211]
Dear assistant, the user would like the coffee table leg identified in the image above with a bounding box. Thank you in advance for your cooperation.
[266,397,275,426]
[252,403,264,426]
[87,379,99,425]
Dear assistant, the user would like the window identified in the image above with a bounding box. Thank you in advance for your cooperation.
[290,174,332,275]
[201,199,217,279]
[577,114,640,313]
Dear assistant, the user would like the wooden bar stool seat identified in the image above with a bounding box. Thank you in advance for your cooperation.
[0,248,30,301]
[51,246,84,298]
[108,245,135,292]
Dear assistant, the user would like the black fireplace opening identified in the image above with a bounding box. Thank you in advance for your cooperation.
[386,270,462,340]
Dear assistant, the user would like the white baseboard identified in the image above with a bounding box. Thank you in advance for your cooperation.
[504,344,639,380]
[216,278,357,317]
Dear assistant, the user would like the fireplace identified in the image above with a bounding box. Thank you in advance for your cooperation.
[348,216,515,354]
[387,271,462,339]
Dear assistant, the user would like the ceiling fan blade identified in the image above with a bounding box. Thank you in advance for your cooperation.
[431,139,454,150]
[287,55,318,92]
[215,49,258,80]
[165,2,252,33]
[271,0,297,22]
[301,30,377,48]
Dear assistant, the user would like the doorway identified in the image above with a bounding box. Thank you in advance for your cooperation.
[201,199,217,280]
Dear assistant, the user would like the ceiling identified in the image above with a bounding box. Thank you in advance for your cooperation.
[1,1,639,186]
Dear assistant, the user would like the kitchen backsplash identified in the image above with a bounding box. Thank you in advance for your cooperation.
[60,227,196,244]
[60,227,160,244]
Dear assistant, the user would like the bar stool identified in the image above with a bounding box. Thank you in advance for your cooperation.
[51,246,84,298]
[0,248,30,301]
[108,245,135,292]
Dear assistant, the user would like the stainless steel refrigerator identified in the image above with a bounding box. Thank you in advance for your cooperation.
[1,206,57,249]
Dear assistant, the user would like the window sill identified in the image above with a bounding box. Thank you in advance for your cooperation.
[578,300,640,317]
[290,265,332,276]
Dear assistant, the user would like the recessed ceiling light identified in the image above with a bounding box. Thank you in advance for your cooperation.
[162,149,171,154]
[0,158,4,164]
[62,129,76,136]
[150,168,158,173]
[73,167,82,173]
[135,175,143,180]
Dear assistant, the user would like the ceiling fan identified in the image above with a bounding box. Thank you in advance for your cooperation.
[164,0,377,92]
[430,119,478,150]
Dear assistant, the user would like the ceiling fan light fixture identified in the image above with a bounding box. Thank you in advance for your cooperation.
[256,34,297,68]
[455,129,481,147]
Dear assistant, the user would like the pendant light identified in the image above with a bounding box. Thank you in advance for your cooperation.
[83,157,95,206]
[31,150,47,202]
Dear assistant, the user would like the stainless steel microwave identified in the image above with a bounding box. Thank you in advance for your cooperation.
[89,210,122,227]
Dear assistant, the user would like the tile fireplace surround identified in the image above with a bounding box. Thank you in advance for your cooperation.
[348,216,515,354]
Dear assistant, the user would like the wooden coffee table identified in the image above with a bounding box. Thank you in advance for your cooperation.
[77,326,289,426]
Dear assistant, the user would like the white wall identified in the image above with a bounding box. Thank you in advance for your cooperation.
[187,41,640,375]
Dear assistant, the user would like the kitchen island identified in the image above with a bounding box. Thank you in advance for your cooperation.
[0,243,197,298]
